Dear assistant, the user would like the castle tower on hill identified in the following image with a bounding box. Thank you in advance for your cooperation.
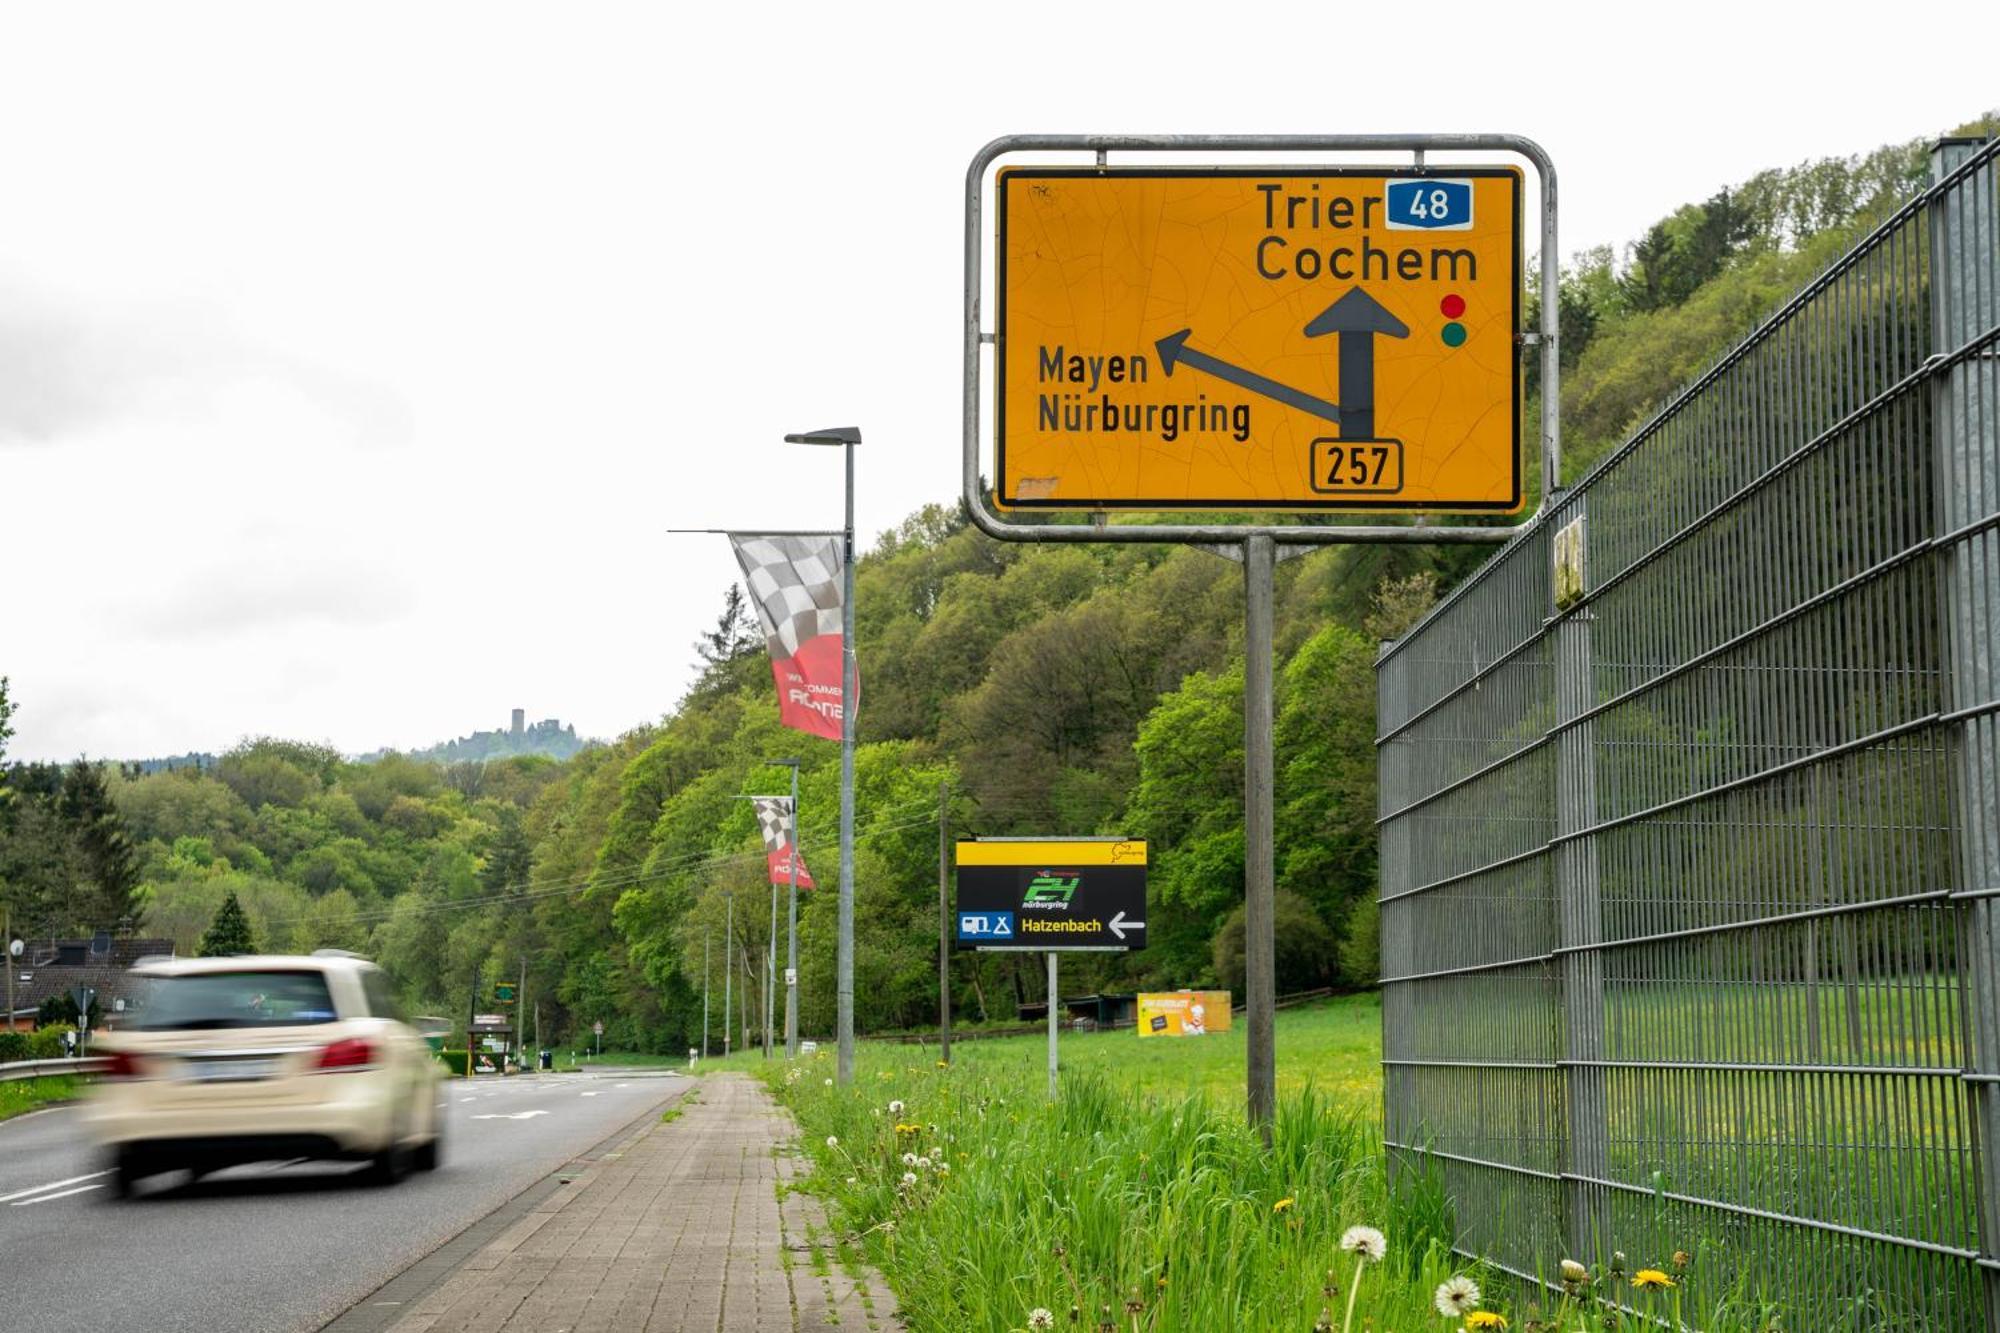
[511,708,525,736]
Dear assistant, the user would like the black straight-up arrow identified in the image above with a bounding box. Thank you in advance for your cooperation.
[1303,287,1409,439]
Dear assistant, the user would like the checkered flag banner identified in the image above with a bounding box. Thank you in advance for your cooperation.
[728,533,855,742]
[750,796,816,890]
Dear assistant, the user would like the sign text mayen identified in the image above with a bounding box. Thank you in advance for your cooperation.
[954,839,1147,952]
[998,168,1521,512]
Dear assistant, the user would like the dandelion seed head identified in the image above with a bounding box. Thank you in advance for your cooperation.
[1434,1275,1481,1316]
[1027,1310,1055,1331]
[1338,1225,1386,1262]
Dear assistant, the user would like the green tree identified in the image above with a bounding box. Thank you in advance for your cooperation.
[59,760,142,932]
[198,890,256,956]
[0,675,13,802]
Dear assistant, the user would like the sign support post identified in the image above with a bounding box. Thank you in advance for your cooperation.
[1046,951,1058,1100]
[723,893,732,1059]
[1243,533,1277,1142]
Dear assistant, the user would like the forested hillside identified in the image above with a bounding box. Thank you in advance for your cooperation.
[3,118,1991,1052]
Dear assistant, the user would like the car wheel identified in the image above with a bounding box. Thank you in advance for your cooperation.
[365,1113,409,1186]
[412,1100,443,1173]
[109,1153,138,1199]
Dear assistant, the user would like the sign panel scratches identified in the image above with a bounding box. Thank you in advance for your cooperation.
[998,168,1521,512]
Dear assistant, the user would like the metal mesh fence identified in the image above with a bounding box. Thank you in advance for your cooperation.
[1376,137,2000,1327]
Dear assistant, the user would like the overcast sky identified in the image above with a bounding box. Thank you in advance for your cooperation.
[2,2,1993,762]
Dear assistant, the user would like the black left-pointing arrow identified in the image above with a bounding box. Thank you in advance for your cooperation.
[1155,330,1341,426]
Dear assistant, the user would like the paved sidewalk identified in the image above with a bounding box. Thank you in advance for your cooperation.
[383,1073,901,1332]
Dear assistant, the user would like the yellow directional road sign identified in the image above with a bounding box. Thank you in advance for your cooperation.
[998,168,1521,512]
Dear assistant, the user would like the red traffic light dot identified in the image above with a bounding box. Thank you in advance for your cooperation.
[1440,294,1466,318]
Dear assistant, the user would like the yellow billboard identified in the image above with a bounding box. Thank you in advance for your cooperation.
[998,168,1521,513]
[1137,991,1233,1037]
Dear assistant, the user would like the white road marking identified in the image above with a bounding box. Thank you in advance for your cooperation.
[457,1097,475,1103]
[0,1171,111,1205]
[11,1183,104,1206]
[579,1091,598,1097]
[469,1110,550,1121]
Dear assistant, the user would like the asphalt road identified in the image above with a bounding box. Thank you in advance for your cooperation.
[0,1068,688,1333]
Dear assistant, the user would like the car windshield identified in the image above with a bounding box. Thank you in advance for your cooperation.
[133,971,341,1030]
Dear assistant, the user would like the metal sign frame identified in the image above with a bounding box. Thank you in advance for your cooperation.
[962,133,1559,546]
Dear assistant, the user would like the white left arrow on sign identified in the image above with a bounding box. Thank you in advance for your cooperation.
[1108,910,1146,941]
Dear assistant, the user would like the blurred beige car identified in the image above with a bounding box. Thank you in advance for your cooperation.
[85,951,444,1195]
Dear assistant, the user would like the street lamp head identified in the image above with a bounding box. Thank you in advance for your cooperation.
[783,426,862,446]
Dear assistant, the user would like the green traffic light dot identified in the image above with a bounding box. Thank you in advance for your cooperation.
[1441,322,1468,347]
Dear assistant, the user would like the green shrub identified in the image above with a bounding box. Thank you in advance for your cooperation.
[0,1030,29,1062]
[27,1024,75,1060]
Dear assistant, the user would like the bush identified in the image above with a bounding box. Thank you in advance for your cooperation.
[28,1024,75,1060]
[0,1030,29,1062]
[1211,890,1337,995]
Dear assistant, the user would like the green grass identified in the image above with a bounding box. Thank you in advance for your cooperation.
[554,1047,686,1071]
[0,1076,79,1122]
[747,996,1800,1331]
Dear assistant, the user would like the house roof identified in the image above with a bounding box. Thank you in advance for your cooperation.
[9,938,177,1026]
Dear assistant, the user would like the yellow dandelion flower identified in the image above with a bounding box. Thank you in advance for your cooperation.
[1273,1197,1296,1213]
[1466,1313,1508,1330]
[1631,1270,1676,1290]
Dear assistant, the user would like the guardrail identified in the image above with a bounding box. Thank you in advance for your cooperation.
[0,1056,105,1083]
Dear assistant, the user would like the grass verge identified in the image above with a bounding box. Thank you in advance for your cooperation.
[0,1075,80,1123]
[755,996,1758,1331]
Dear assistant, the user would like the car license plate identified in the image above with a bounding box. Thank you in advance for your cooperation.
[186,1057,278,1083]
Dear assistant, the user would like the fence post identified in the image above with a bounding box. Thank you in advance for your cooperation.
[1551,496,1609,1264]
[1930,136,2000,1326]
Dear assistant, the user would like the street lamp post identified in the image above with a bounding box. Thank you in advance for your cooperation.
[783,426,860,1086]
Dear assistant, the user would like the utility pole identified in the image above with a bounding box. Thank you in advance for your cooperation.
[784,761,800,1059]
[4,907,14,1039]
[702,930,711,1059]
[938,780,951,1062]
[732,888,740,1056]
[516,958,526,1071]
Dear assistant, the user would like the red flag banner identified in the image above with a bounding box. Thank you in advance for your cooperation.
[729,534,853,741]
[751,796,816,890]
